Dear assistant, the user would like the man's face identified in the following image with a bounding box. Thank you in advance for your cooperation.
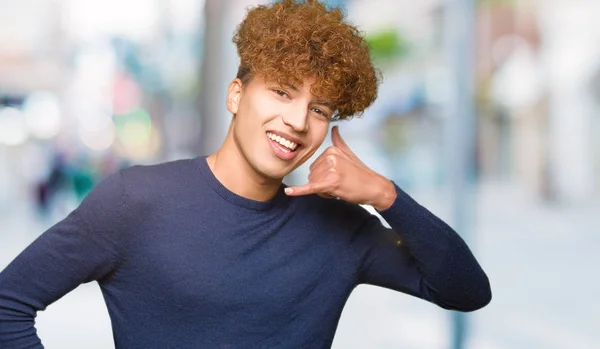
[227,75,333,180]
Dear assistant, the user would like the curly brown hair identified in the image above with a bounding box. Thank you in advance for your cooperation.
[232,0,381,121]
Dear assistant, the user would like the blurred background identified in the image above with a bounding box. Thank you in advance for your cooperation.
[1,0,599,348]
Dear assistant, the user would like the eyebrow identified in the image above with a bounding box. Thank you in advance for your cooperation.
[284,83,298,92]
[282,84,334,110]
[312,100,335,110]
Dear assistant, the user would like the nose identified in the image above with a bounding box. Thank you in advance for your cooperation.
[281,104,309,132]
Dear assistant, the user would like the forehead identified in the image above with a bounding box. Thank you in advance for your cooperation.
[251,74,314,89]
[244,73,336,109]
[258,75,323,96]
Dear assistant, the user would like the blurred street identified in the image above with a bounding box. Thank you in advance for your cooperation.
[2,178,598,349]
[2,0,600,347]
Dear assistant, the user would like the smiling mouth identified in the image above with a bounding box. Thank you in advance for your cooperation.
[266,132,301,153]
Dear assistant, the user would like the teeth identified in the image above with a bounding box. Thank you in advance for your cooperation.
[267,132,298,151]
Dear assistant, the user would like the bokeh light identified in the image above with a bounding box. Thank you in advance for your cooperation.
[79,119,116,151]
[114,108,158,159]
[0,107,29,146]
[23,92,63,139]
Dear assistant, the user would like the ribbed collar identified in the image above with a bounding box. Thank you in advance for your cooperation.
[195,156,289,211]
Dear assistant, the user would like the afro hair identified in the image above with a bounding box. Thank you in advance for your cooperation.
[232,0,381,120]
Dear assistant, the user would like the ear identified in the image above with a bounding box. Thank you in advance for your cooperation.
[226,78,243,115]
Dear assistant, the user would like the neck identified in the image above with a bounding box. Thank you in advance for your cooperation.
[206,126,282,202]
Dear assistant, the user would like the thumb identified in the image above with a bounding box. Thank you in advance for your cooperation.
[331,125,352,154]
[331,125,365,164]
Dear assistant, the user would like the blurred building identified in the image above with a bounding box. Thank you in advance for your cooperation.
[0,0,206,216]
[475,0,600,203]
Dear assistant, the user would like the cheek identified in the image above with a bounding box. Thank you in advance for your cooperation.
[248,94,280,122]
[302,123,329,156]
[311,122,330,145]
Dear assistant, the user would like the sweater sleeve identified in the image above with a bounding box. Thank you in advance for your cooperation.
[355,182,491,312]
[0,171,127,348]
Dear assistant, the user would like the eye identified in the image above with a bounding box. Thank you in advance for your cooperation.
[273,89,290,98]
[311,108,330,119]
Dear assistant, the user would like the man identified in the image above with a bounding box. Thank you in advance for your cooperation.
[0,0,491,348]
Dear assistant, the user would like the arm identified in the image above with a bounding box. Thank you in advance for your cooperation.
[285,125,491,312]
[0,172,127,348]
[355,182,491,312]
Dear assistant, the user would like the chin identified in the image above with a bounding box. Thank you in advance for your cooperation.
[266,163,294,180]
[250,157,291,180]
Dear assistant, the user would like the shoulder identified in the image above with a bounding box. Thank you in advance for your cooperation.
[117,157,202,209]
[119,157,198,186]
[119,157,198,191]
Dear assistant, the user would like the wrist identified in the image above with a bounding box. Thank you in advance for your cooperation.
[371,177,397,211]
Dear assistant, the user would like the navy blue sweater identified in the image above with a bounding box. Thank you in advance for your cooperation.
[0,156,491,348]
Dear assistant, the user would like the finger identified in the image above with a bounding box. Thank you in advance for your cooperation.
[284,181,334,197]
[307,164,336,199]
[309,146,340,171]
[309,151,329,172]
[308,156,335,182]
